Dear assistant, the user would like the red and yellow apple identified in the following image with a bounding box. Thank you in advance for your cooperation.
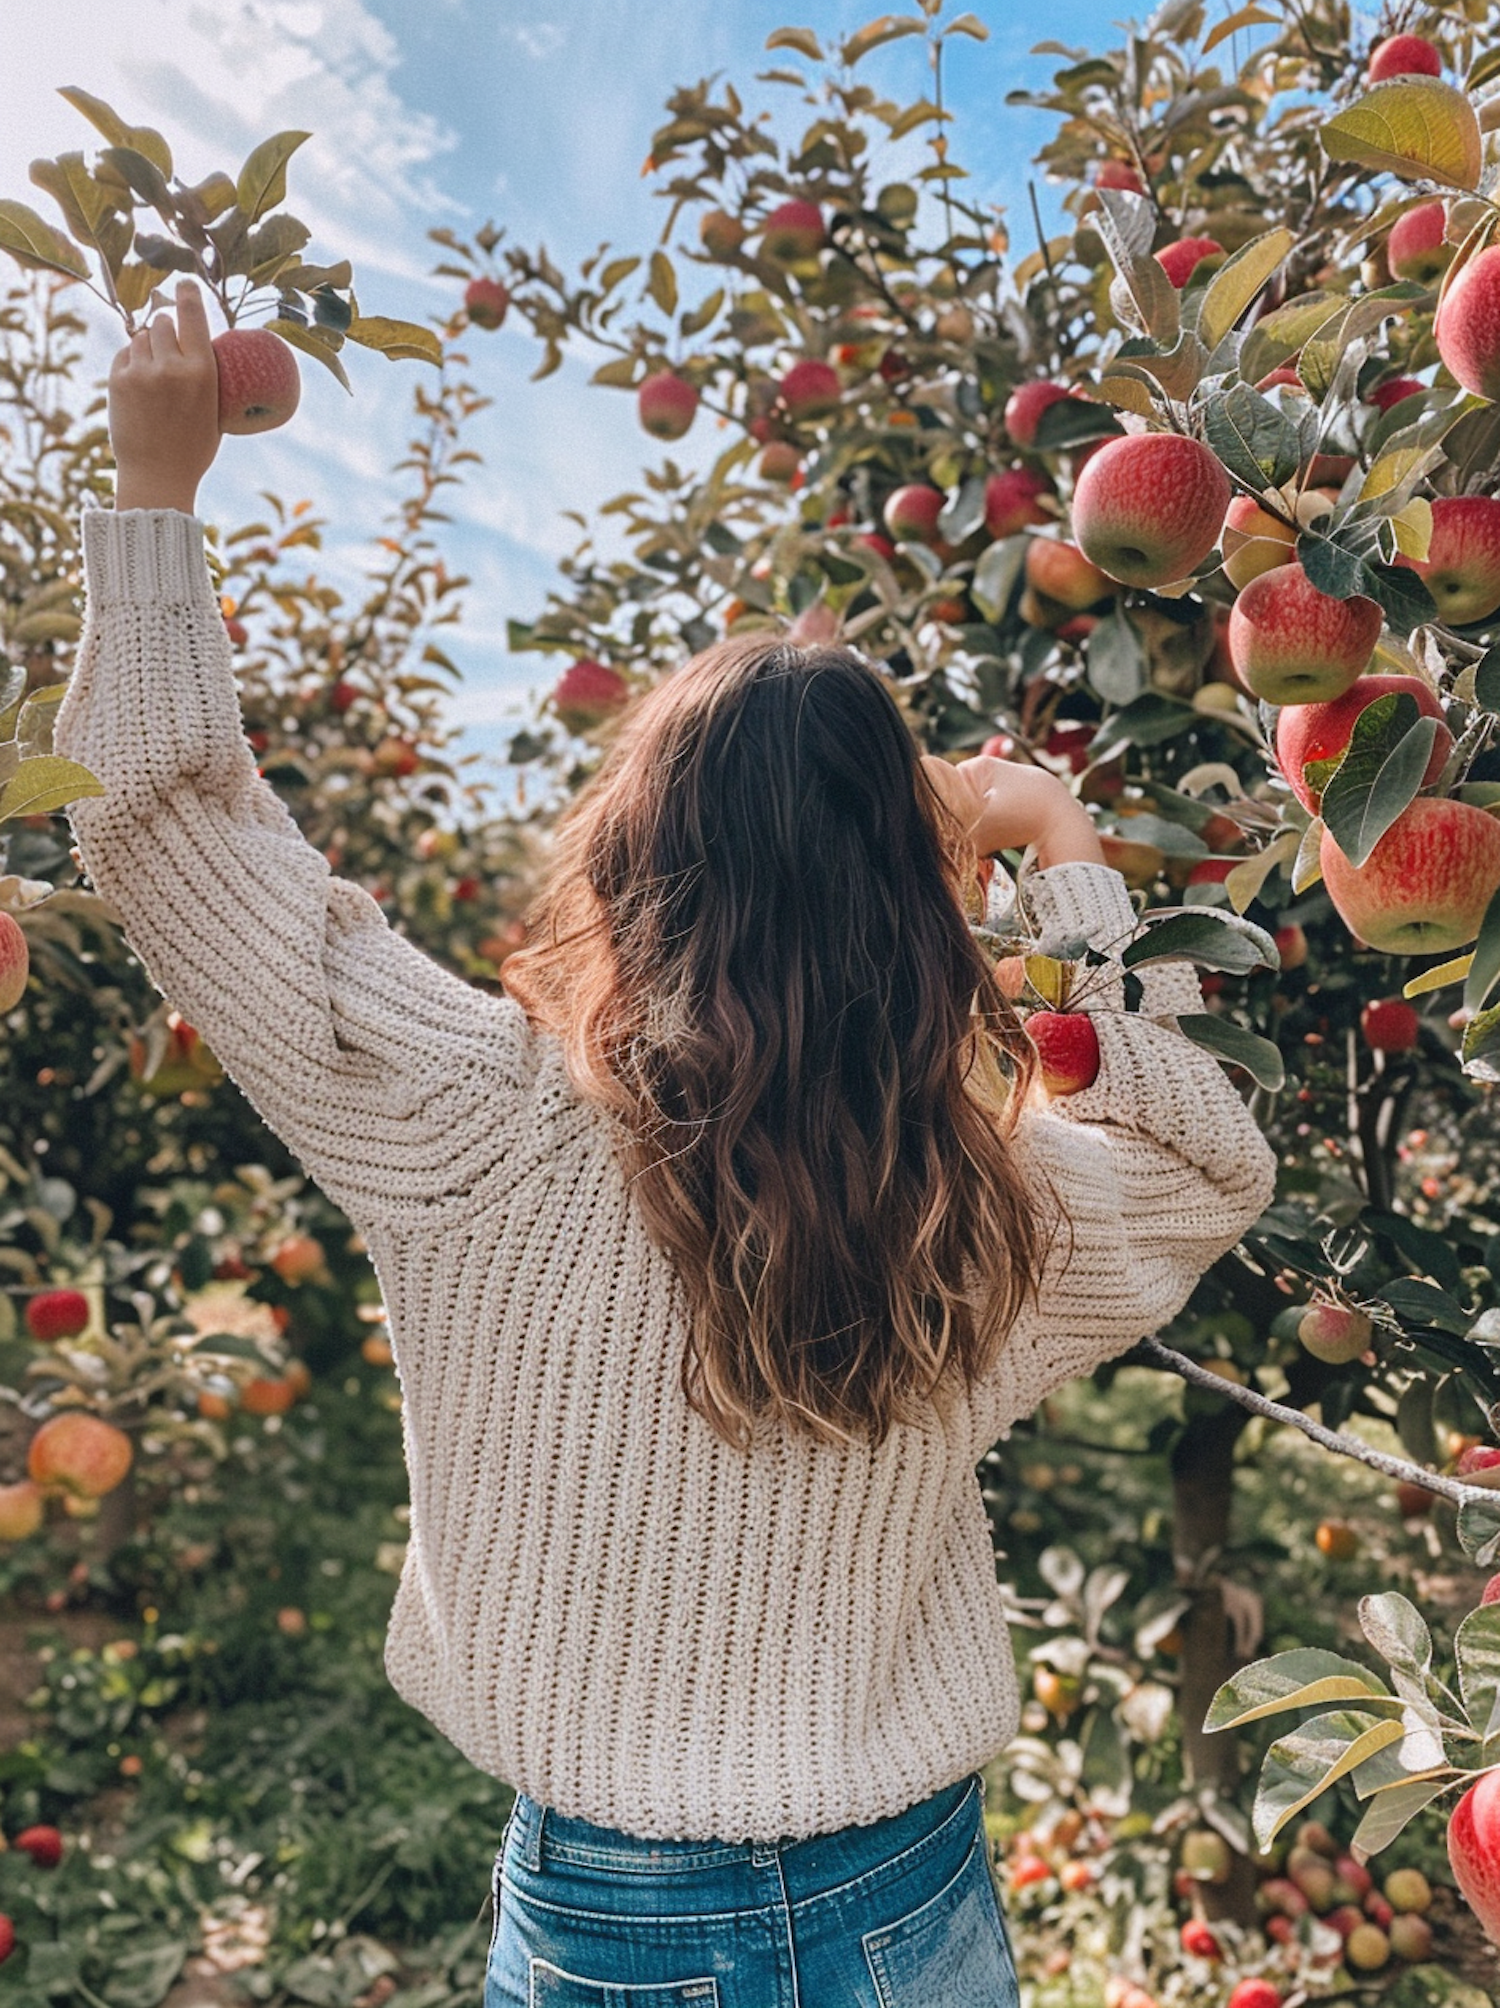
[1275,674,1452,812]
[1154,236,1222,288]
[1320,795,1500,953]
[1004,380,1079,449]
[1368,33,1442,80]
[637,372,698,440]
[983,467,1053,538]
[0,1482,44,1542]
[0,912,27,1012]
[1025,538,1111,611]
[1435,244,1500,401]
[1448,1769,1500,1947]
[464,276,509,328]
[1298,1304,1373,1364]
[27,1413,133,1499]
[779,358,841,421]
[883,485,946,544]
[760,199,824,265]
[1071,432,1230,588]
[1027,1011,1101,1095]
[1221,496,1297,592]
[552,659,630,733]
[1387,202,1449,283]
[699,210,745,260]
[213,329,300,436]
[1405,494,1500,624]
[1229,563,1382,704]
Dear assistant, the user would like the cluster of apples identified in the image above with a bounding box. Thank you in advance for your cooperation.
[0,1287,134,1539]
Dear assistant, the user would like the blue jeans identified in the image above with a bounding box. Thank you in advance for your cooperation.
[484,1769,1020,2006]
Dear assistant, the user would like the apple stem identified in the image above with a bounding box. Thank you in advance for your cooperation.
[1134,1336,1495,1508]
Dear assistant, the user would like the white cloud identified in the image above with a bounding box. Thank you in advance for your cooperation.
[504,22,564,61]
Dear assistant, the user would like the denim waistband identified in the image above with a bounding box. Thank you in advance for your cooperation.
[504,1770,983,1901]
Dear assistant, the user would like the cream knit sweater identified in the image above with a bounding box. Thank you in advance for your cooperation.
[54,508,1278,1844]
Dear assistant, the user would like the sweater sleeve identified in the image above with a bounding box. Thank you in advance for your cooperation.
[971,860,1278,1447]
[52,507,537,1227]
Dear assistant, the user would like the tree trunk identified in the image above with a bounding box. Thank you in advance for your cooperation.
[1171,1401,1259,1925]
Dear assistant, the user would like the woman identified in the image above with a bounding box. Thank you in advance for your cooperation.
[57,282,1276,2008]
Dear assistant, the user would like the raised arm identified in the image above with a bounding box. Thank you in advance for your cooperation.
[52,284,536,1230]
[925,756,1278,1450]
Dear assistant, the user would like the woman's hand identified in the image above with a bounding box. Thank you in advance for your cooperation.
[110,281,221,515]
[920,753,1104,871]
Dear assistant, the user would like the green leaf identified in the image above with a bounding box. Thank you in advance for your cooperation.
[100,145,173,216]
[1455,1604,1500,1752]
[1203,384,1300,490]
[1320,694,1438,870]
[1321,78,1484,193]
[1360,1591,1435,1684]
[1296,533,1370,602]
[96,1939,188,2008]
[1350,1775,1450,1862]
[1197,226,1293,353]
[647,249,678,316]
[1253,1711,1408,1849]
[1366,560,1437,635]
[938,474,987,546]
[1031,397,1122,451]
[0,756,105,822]
[1463,886,1500,1017]
[235,131,311,224]
[1462,998,1500,1084]
[265,319,352,393]
[1379,1278,1471,1335]
[1088,692,1198,753]
[1085,608,1146,705]
[29,152,119,243]
[765,26,824,58]
[970,536,1027,623]
[57,85,172,175]
[1238,291,1346,386]
[1122,910,1278,975]
[344,316,442,365]
[1474,645,1500,714]
[1365,1211,1466,1294]
[1176,1013,1286,1090]
[842,15,927,64]
[0,199,89,279]
[680,287,723,337]
[1093,189,1179,342]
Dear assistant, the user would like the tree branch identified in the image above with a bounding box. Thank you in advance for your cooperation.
[1132,1337,1499,1510]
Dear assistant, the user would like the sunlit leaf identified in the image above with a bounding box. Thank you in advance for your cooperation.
[0,200,89,279]
[647,250,678,316]
[235,131,311,224]
[1201,4,1279,54]
[1253,1711,1407,1849]
[57,85,172,176]
[1197,226,1292,352]
[345,316,442,365]
[1321,78,1483,193]
[765,27,823,59]
[265,318,352,392]
[842,15,927,64]
[0,757,105,822]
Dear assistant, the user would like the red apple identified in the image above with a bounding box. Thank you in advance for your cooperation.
[1388,202,1449,284]
[1274,923,1307,969]
[1178,1919,1222,1961]
[1275,674,1451,812]
[1435,244,1500,401]
[1458,1445,1500,1476]
[1004,380,1078,449]
[1407,495,1500,624]
[552,659,630,733]
[854,531,896,562]
[1228,1984,1281,2008]
[699,210,745,260]
[213,329,300,435]
[1298,1303,1372,1364]
[1367,375,1426,412]
[1438,1781,1495,1942]
[1368,33,1442,81]
[1229,563,1382,704]
[1027,1011,1102,1095]
[637,372,698,440]
[760,199,824,264]
[25,1290,89,1343]
[269,1234,326,1285]
[1026,538,1111,611]
[1071,432,1230,589]
[1257,366,1304,391]
[0,1482,44,1542]
[1483,1573,1500,1603]
[0,911,27,1012]
[371,736,420,779]
[1155,236,1223,288]
[1396,1480,1437,1517]
[779,358,841,421]
[1321,795,1500,953]
[464,276,509,328]
[1222,496,1297,592]
[1095,160,1145,193]
[984,467,1053,538]
[883,485,946,544]
[759,441,801,483]
[0,1916,13,1963]
[1361,998,1420,1051]
[27,1413,132,1499]
[13,1826,62,1869]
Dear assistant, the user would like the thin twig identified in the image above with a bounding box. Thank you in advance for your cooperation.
[1134,1337,1498,1509]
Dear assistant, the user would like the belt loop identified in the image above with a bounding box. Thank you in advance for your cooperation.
[751,1840,779,1867]
[519,1799,547,1873]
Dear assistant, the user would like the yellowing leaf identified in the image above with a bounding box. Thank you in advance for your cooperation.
[590,356,640,388]
[344,315,442,365]
[1292,815,1324,894]
[1321,79,1483,194]
[842,15,927,64]
[57,85,172,176]
[1197,226,1293,353]
[1225,830,1299,914]
[0,200,88,279]
[647,249,678,316]
[235,131,311,224]
[1391,496,1434,561]
[265,318,352,393]
[0,756,104,823]
[1202,4,1279,54]
[1405,953,1473,997]
[764,27,823,59]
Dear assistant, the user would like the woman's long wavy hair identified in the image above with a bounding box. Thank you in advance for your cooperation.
[502,636,1044,1452]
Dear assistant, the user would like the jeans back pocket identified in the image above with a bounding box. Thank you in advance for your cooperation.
[861,1834,1020,2007]
[528,1957,720,2007]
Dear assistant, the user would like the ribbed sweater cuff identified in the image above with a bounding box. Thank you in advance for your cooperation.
[1026,861,1136,956]
[82,508,211,605]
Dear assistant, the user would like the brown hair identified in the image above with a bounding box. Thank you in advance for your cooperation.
[503,635,1043,1451]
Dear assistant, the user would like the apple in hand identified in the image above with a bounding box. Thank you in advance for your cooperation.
[1435,244,1500,401]
[213,328,300,435]
[1405,495,1500,624]
[1320,795,1500,953]
[1229,563,1381,704]
[1071,432,1229,588]
[1027,1011,1101,1095]
[1275,674,1452,812]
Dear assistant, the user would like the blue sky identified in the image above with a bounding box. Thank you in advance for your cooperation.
[4,1,1160,789]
